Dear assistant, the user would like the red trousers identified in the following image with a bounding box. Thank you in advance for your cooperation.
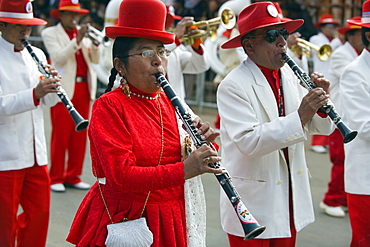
[311,134,328,146]
[347,193,370,247]
[49,82,90,185]
[323,129,347,207]
[0,165,50,247]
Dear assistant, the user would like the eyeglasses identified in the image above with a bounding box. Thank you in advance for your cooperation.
[246,28,289,43]
[121,48,171,59]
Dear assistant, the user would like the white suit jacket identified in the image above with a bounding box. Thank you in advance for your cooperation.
[340,49,370,195]
[328,42,359,115]
[0,37,59,171]
[165,43,210,100]
[309,32,342,77]
[217,58,334,238]
[41,23,99,100]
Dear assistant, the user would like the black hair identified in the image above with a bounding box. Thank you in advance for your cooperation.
[105,37,138,93]
[362,27,370,48]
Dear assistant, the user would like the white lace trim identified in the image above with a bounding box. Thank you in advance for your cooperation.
[177,114,207,247]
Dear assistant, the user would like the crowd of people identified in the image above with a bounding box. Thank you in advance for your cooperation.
[1,0,370,246]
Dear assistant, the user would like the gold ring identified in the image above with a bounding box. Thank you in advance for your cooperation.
[203,157,210,164]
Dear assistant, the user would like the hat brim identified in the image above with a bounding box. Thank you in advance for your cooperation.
[105,26,175,44]
[221,19,304,49]
[50,8,89,19]
[348,19,370,29]
[337,26,361,35]
[0,17,47,25]
[314,21,340,28]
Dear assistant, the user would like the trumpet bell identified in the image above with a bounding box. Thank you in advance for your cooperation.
[290,38,332,62]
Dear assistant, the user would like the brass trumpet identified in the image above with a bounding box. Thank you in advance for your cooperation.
[291,38,332,61]
[168,8,236,46]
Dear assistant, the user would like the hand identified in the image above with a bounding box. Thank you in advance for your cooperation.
[287,32,301,50]
[77,23,89,44]
[174,16,194,40]
[34,65,61,99]
[192,117,220,144]
[298,86,329,125]
[311,72,330,94]
[183,144,223,179]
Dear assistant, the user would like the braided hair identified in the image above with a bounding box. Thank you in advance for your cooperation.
[105,37,138,93]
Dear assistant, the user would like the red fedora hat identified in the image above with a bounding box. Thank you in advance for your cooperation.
[347,0,370,28]
[50,0,89,19]
[314,14,340,28]
[337,16,361,35]
[0,0,47,25]
[105,0,175,44]
[221,1,303,49]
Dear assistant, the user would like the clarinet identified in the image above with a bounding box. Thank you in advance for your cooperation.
[22,39,89,132]
[281,53,357,143]
[155,73,266,241]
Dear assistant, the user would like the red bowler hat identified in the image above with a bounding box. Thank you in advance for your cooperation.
[337,17,361,35]
[105,0,175,44]
[314,14,340,28]
[50,0,89,19]
[165,5,182,29]
[221,1,303,49]
[347,0,370,28]
[0,0,47,25]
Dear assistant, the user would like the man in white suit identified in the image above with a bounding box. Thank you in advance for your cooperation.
[340,2,370,244]
[0,0,60,245]
[319,16,364,218]
[42,0,99,192]
[217,2,334,246]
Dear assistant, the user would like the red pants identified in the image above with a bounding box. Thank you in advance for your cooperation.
[49,82,90,185]
[323,129,347,207]
[311,134,328,146]
[0,165,50,247]
[347,193,370,247]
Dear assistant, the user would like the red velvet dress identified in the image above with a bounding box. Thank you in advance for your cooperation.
[67,86,187,246]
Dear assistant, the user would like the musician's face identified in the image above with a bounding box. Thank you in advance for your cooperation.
[0,22,32,50]
[242,25,287,70]
[59,11,80,30]
[115,38,168,94]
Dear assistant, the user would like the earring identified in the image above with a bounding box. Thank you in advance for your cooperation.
[120,77,131,98]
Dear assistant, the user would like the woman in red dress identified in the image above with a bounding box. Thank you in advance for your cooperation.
[66,0,222,246]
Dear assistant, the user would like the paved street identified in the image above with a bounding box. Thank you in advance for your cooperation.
[44,106,351,247]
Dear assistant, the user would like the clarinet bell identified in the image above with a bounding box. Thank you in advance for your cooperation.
[70,109,89,132]
[243,223,266,240]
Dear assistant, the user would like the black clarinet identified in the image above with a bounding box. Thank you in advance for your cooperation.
[155,73,266,240]
[281,53,357,143]
[22,39,89,132]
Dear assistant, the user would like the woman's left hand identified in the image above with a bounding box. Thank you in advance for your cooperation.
[192,117,220,144]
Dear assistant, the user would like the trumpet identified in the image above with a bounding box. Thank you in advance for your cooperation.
[290,38,332,61]
[87,25,110,46]
[167,8,236,46]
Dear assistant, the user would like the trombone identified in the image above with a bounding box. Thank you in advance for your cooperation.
[290,38,332,61]
[167,8,236,46]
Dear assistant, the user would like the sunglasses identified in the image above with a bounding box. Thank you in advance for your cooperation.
[247,28,290,43]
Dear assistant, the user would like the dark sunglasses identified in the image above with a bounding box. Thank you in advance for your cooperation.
[247,28,289,43]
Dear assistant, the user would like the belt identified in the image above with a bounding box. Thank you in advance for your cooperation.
[75,76,87,82]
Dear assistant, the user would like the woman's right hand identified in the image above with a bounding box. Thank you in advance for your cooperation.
[183,144,223,180]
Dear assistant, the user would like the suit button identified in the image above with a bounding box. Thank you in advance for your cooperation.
[286,137,291,141]
[298,170,303,174]
[277,180,283,185]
